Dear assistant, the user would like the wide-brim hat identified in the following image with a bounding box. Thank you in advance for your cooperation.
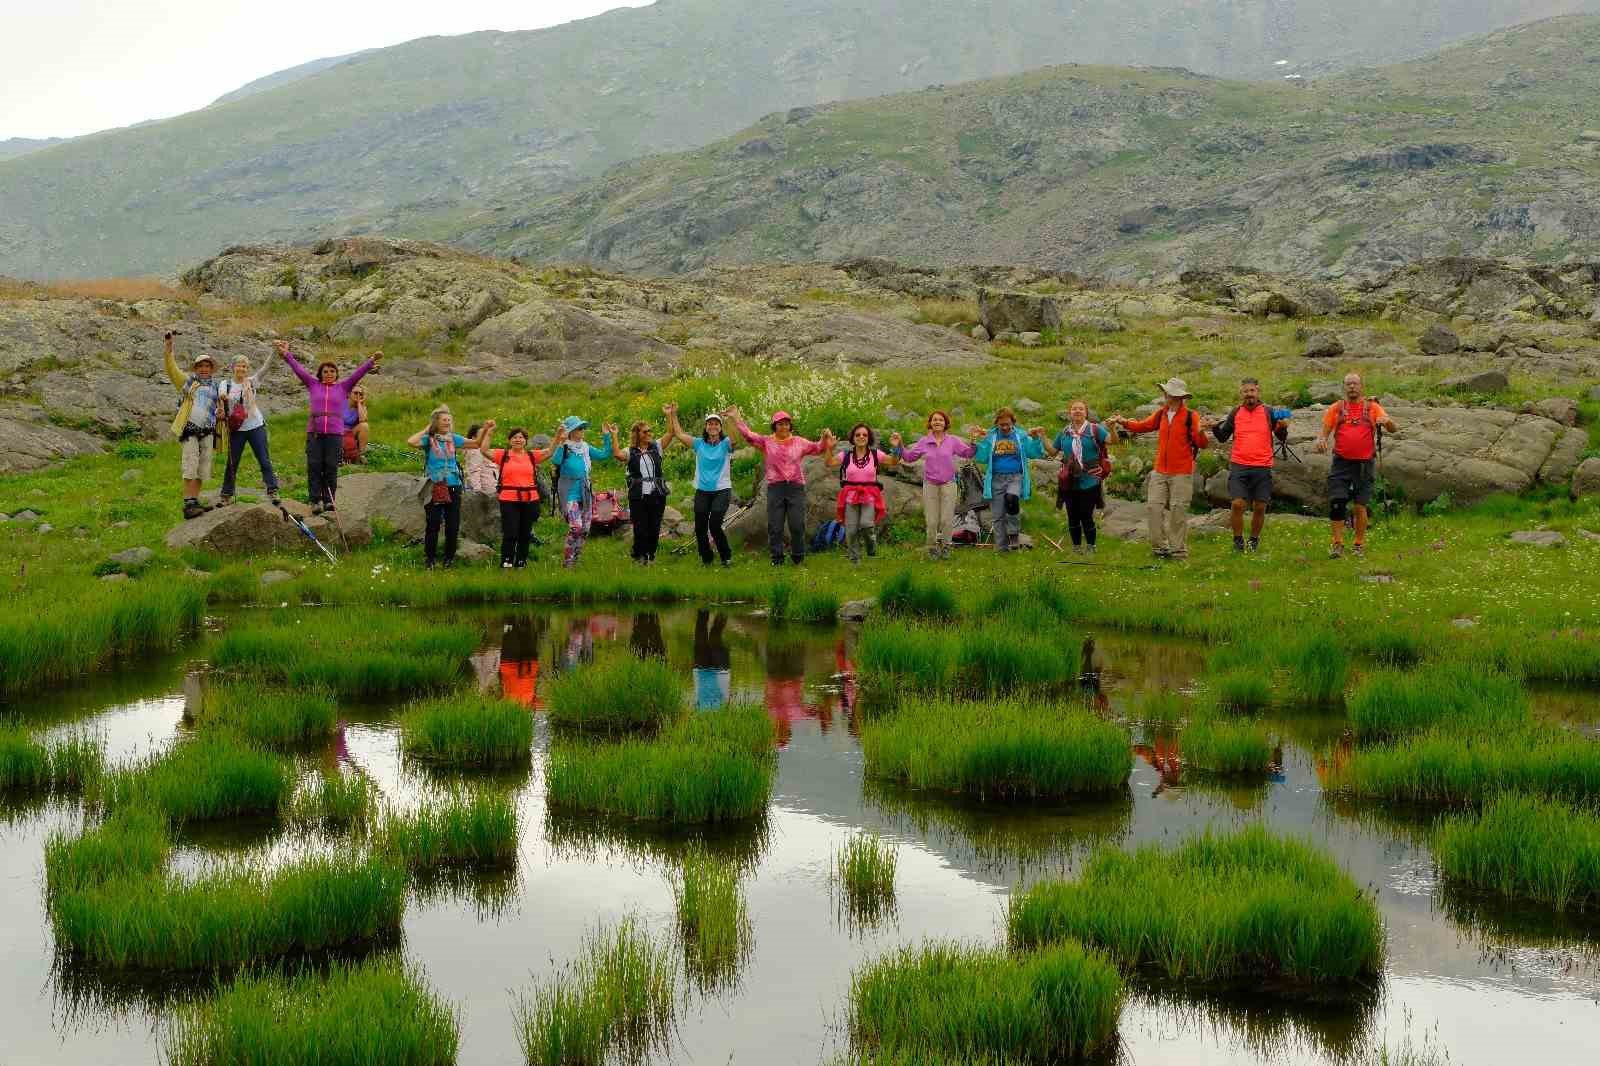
[1158,377,1192,399]
[192,354,217,368]
[561,415,589,433]
[769,410,794,428]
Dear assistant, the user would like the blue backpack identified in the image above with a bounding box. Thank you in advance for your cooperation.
[810,520,847,552]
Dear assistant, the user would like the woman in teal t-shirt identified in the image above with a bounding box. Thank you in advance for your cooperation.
[407,405,492,569]
[666,403,743,567]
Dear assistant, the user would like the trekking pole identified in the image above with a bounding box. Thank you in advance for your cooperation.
[281,505,339,566]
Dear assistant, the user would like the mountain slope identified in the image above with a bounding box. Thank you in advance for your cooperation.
[210,50,375,106]
[0,137,67,162]
[472,16,1600,279]
[1,0,1595,278]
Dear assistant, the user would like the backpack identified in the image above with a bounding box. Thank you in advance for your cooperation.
[1226,405,1290,443]
[837,448,883,489]
[495,449,539,502]
[810,519,847,552]
[591,490,628,531]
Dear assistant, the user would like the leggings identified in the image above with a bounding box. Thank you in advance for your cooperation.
[560,479,593,568]
[424,486,461,564]
[305,432,342,506]
[630,492,667,561]
[222,424,278,497]
[843,501,877,561]
[499,499,539,566]
[1063,487,1099,546]
[694,488,733,564]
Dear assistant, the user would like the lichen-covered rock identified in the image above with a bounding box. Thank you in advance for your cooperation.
[1572,457,1600,499]
[1418,325,1460,355]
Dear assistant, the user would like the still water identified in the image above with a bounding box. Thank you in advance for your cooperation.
[2,607,1597,1065]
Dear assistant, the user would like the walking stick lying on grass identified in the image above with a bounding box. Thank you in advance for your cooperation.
[280,505,338,565]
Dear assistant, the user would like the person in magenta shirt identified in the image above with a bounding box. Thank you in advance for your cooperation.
[273,340,379,514]
[897,409,978,560]
[826,422,903,564]
[730,405,835,566]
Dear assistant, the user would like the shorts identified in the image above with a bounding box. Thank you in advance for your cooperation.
[1227,463,1273,504]
[180,431,215,481]
[1327,456,1375,506]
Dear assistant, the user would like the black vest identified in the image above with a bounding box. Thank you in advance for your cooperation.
[626,443,669,498]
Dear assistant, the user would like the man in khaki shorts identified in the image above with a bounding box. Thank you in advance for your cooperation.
[1113,378,1209,560]
[164,331,222,521]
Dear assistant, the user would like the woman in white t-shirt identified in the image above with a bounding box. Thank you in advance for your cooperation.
[666,402,741,567]
[217,354,281,505]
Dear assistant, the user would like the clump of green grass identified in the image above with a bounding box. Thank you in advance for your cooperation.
[1350,624,1431,667]
[1346,665,1528,742]
[857,620,957,693]
[400,693,533,768]
[847,940,1123,1063]
[976,575,1080,627]
[376,791,519,872]
[1204,640,1275,711]
[45,807,171,897]
[1327,728,1600,806]
[103,736,291,823]
[1007,825,1385,993]
[547,706,775,823]
[163,955,460,1066]
[513,918,677,1066]
[858,620,1077,697]
[673,846,751,988]
[1183,716,1276,776]
[877,569,958,620]
[834,832,898,927]
[1282,631,1349,704]
[1130,689,1188,728]
[0,727,104,795]
[288,772,376,835]
[0,582,205,695]
[192,681,338,749]
[861,699,1128,799]
[1434,794,1600,912]
[768,578,839,623]
[545,654,683,735]
[212,610,476,696]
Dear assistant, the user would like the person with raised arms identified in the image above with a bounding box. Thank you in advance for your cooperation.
[1112,378,1209,561]
[665,403,741,568]
[407,406,492,570]
[483,424,565,569]
[273,339,379,514]
[729,405,835,566]
[896,410,977,560]
[1315,371,1398,559]
[551,415,616,569]
[216,352,281,508]
[1206,376,1294,553]
[973,407,1046,553]
[163,330,223,521]
[825,422,903,564]
[612,416,675,567]
[1043,399,1112,555]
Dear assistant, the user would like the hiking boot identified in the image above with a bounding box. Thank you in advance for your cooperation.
[182,499,205,521]
[1152,547,1171,560]
[311,502,325,516]
[1329,543,1344,560]
[1352,543,1366,559]
[323,503,336,515]
[1085,544,1097,556]
[721,558,733,568]
[267,492,281,506]
[1248,537,1259,552]
[216,495,234,507]
[1233,537,1245,553]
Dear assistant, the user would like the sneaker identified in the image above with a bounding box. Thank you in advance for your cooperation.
[1152,547,1172,560]
[1329,543,1344,560]
[1248,537,1259,552]
[323,503,336,515]
[502,561,514,569]
[721,558,733,568]
[1352,543,1366,559]
[216,495,234,508]
[1085,544,1097,556]
[1169,551,1189,561]
[1232,537,1245,553]
[267,492,281,506]
[182,499,205,521]
[771,558,785,567]
[311,502,325,516]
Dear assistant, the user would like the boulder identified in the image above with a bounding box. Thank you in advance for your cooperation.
[100,572,129,583]
[1509,530,1565,548]
[165,502,372,555]
[0,411,106,473]
[1440,368,1508,392]
[456,540,496,564]
[971,325,991,343]
[1014,398,1043,415]
[1307,381,1342,404]
[1301,332,1344,358]
[1538,427,1588,485]
[259,570,295,586]
[332,473,501,545]
[1066,315,1124,334]
[105,546,154,572]
[1018,332,1043,347]
[723,457,922,548]
[1418,325,1460,355]
[977,288,1056,335]
[1572,458,1600,499]
[468,300,682,385]
[1241,290,1305,317]
[1530,397,1580,426]
[838,599,875,623]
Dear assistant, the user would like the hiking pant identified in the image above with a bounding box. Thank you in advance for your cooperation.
[694,488,733,564]
[221,425,278,498]
[1064,487,1098,547]
[630,492,667,561]
[766,481,806,563]
[499,500,539,566]
[991,473,1024,551]
[922,480,958,551]
[843,502,877,562]
[424,486,461,565]
[1147,471,1193,557]
[560,480,593,568]
[305,431,342,506]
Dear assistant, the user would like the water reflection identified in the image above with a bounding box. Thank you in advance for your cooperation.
[544,810,772,875]
[693,610,732,710]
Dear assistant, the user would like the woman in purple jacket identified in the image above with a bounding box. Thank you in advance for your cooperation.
[897,410,979,560]
[274,341,381,514]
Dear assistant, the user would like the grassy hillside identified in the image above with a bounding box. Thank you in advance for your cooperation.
[477,16,1600,280]
[2,0,1596,279]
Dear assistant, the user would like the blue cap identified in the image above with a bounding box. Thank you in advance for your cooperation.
[561,416,589,433]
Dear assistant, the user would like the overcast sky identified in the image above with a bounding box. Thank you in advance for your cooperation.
[2,0,654,140]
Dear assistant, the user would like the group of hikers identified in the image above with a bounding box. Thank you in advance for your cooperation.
[163,334,1399,568]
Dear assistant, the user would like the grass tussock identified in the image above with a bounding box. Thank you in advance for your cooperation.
[1007,825,1385,993]
[376,791,519,872]
[673,846,751,988]
[768,578,839,623]
[514,918,677,1066]
[104,737,292,823]
[1282,631,1350,704]
[0,582,205,695]
[858,620,1078,697]
[877,569,958,620]
[861,699,1129,800]
[400,693,533,768]
[545,654,683,735]
[847,940,1123,1063]
[288,772,376,835]
[1130,689,1188,728]
[1183,716,1276,776]
[1326,728,1600,806]
[1346,665,1528,742]
[834,832,898,926]
[0,728,104,795]
[45,807,171,898]
[211,610,475,696]
[192,682,338,749]
[1434,794,1600,912]
[163,955,459,1066]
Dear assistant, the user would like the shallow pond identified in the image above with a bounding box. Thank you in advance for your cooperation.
[3,607,1598,1064]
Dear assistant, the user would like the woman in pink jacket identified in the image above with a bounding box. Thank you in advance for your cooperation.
[729,405,834,566]
[273,341,380,514]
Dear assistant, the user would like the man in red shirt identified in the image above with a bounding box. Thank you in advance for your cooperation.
[1315,372,1398,559]
[1113,377,1209,560]
[1208,377,1293,552]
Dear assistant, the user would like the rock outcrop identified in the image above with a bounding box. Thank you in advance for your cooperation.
[165,502,372,555]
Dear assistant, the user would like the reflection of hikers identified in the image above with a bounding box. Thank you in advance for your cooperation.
[694,610,732,710]
[163,332,223,521]
[630,612,667,660]
[730,406,835,566]
[825,423,903,564]
[974,407,1045,553]
[499,616,544,709]
[485,426,562,570]
[666,404,741,568]
[406,406,492,569]
[897,410,976,560]
[275,340,379,514]
[1044,400,1110,554]
[763,636,830,746]
[217,354,281,507]
[1113,378,1209,561]
[552,416,616,569]
[1207,377,1293,553]
[611,418,675,566]
[1315,372,1398,560]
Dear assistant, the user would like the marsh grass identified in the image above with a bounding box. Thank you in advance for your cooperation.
[856,621,957,693]
[0,582,205,695]
[545,654,683,735]
[163,955,459,1066]
[193,682,338,749]
[877,569,958,620]
[1183,716,1276,776]
[288,773,376,835]
[212,610,475,696]
[1204,641,1275,710]
[376,791,519,872]
[768,578,839,623]
[1007,825,1385,993]
[104,737,291,823]
[1346,665,1528,742]
[1325,728,1600,806]
[976,575,1082,626]
[45,807,170,897]
[1282,632,1349,704]
[847,940,1123,1063]
[673,846,751,988]
[1130,689,1188,728]
[1434,794,1600,912]
[0,728,103,795]
[858,619,1077,697]
[513,918,677,1066]
[861,699,1129,799]
[834,832,898,927]
[400,693,533,768]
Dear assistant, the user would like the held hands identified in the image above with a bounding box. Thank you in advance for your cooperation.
[662,402,678,418]
[552,424,569,445]
[889,431,903,448]
[602,422,620,439]
[1027,427,1045,439]
[272,339,290,356]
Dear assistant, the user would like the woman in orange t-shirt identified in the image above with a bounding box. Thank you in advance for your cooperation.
[484,427,559,569]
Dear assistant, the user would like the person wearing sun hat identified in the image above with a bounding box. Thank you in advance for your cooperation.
[1113,377,1209,560]
[729,406,835,565]
[550,414,615,568]
[162,330,225,520]
[665,404,743,566]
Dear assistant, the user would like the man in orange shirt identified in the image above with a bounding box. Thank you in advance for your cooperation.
[1208,377,1293,552]
[1113,377,1209,560]
[1315,372,1398,559]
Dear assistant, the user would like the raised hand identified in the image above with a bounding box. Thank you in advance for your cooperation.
[662,402,678,417]
[272,339,290,356]
[371,350,384,367]
[889,431,903,448]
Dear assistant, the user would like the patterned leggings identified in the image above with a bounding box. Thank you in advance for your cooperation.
[562,492,593,568]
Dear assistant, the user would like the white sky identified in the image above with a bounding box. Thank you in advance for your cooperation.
[1,0,654,140]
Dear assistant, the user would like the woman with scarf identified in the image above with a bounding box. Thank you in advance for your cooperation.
[825,422,903,564]
[1044,400,1112,554]
[216,353,280,506]
[551,415,616,568]
[407,406,492,569]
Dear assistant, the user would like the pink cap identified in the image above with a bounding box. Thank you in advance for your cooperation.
[770,410,793,428]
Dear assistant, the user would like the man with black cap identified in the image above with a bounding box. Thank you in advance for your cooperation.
[1114,378,1209,560]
